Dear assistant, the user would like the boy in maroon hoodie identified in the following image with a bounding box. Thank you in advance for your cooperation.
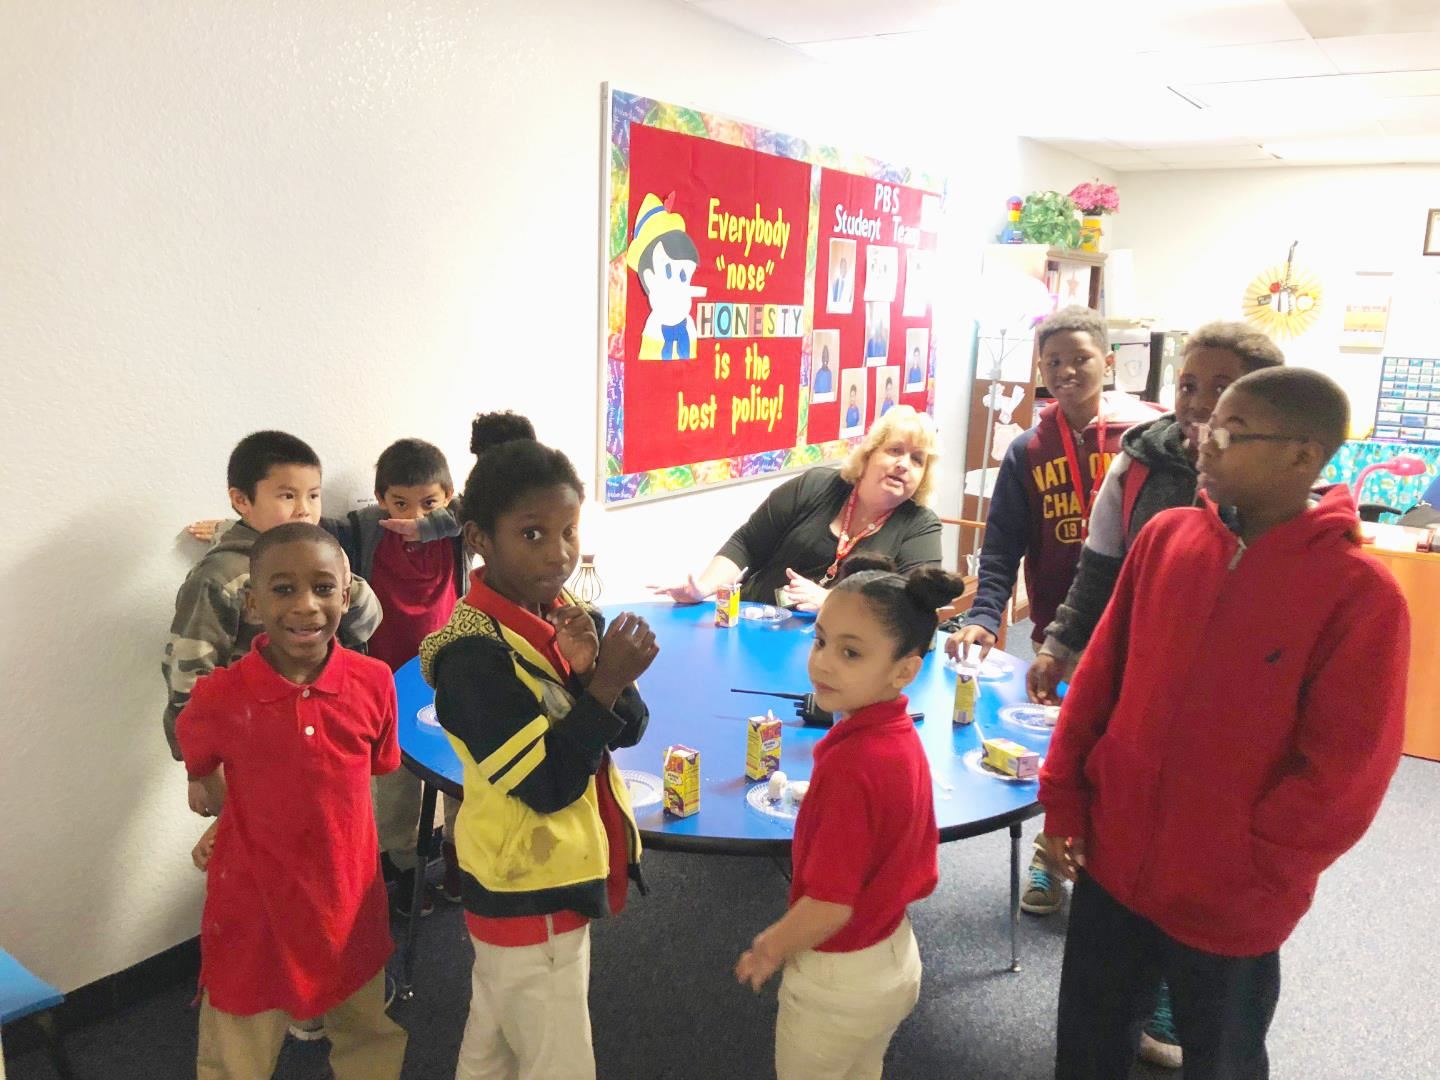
[1039,367,1409,1080]
[947,305,1158,916]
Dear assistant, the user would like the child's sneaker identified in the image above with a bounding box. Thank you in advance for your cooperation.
[391,868,434,919]
[441,841,463,904]
[1020,848,1066,915]
[287,1016,326,1041]
[1138,982,1183,1069]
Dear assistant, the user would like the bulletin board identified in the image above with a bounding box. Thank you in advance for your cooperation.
[600,87,944,505]
[1372,356,1440,445]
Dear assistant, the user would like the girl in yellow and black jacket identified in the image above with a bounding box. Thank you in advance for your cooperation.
[422,413,658,1080]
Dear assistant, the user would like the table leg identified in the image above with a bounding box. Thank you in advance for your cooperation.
[34,1010,77,1080]
[1008,821,1022,972]
[399,780,438,1000]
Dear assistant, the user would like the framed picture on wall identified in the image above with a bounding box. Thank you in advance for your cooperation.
[1426,209,1440,256]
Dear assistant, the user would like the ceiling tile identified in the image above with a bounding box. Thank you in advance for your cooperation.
[1132,38,1337,84]
[1315,31,1440,72]
[1288,0,1440,39]
[1145,143,1274,162]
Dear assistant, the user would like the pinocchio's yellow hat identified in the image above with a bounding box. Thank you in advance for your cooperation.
[626,192,687,272]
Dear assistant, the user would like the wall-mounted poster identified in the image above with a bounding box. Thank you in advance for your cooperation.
[601,87,944,505]
[1373,356,1440,445]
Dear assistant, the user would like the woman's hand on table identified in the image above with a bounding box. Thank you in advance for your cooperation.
[945,624,996,663]
[551,605,600,675]
[779,569,827,612]
[648,574,707,605]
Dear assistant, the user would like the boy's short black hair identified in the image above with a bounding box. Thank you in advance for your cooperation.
[1036,306,1110,354]
[249,521,345,575]
[374,438,453,497]
[635,231,699,297]
[227,431,321,500]
[1186,321,1285,372]
[1229,367,1350,461]
[461,412,584,533]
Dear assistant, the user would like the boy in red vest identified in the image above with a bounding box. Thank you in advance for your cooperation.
[1039,368,1409,1079]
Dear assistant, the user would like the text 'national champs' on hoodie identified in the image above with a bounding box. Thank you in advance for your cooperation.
[964,391,1161,644]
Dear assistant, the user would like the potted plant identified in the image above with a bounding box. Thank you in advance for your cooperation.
[1018,191,1082,248]
[1068,180,1119,252]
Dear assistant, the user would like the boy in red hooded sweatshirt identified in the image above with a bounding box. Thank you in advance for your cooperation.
[1039,367,1409,1080]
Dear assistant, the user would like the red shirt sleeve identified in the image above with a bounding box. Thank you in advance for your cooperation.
[372,675,401,776]
[176,673,224,780]
[794,770,875,907]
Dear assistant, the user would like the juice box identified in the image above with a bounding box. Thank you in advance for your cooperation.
[715,583,741,627]
[663,744,701,817]
[745,712,783,780]
[952,671,978,726]
[981,737,1040,780]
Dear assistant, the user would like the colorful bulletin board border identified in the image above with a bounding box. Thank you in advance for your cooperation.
[600,86,945,506]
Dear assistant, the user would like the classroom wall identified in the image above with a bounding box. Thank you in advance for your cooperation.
[0,0,1111,992]
[1109,164,1440,431]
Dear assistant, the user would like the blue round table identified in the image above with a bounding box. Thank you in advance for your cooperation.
[393,602,1050,993]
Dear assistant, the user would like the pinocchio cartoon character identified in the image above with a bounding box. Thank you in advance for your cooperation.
[627,192,706,360]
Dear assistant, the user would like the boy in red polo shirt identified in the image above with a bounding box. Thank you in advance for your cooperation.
[1039,369,1409,1079]
[178,523,407,1080]
[736,560,959,1080]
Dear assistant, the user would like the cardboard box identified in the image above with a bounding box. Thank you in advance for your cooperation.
[715,584,740,627]
[746,712,783,780]
[982,737,1040,780]
[663,744,701,817]
[952,672,978,726]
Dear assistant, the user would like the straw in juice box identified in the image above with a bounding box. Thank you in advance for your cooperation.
[746,711,783,780]
[663,744,701,817]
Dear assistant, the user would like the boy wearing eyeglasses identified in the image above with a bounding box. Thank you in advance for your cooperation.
[1038,367,1410,1080]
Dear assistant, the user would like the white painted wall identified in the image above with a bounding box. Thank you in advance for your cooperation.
[1109,164,1440,430]
[0,0,1112,991]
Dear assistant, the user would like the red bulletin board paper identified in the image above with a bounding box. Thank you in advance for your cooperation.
[812,168,939,443]
[622,125,812,474]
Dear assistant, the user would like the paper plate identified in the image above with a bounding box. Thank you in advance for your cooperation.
[998,704,1061,733]
[619,769,663,809]
[961,747,1043,784]
[944,656,1013,681]
[745,782,801,822]
[740,603,790,623]
[417,704,441,729]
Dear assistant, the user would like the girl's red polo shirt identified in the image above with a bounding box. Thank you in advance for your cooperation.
[790,694,939,953]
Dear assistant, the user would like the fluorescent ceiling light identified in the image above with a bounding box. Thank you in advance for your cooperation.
[1262,135,1440,161]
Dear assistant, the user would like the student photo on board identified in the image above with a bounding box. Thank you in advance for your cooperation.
[840,369,867,437]
[827,238,856,314]
[905,328,929,390]
[865,245,899,303]
[904,249,932,317]
[866,302,890,365]
[811,330,840,404]
[877,367,900,418]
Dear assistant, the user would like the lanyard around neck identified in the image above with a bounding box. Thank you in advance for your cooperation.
[822,488,895,583]
[1056,409,1108,533]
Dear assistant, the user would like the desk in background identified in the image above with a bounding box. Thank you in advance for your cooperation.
[1363,523,1440,761]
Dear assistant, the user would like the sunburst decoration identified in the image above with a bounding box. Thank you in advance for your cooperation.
[1242,241,1322,338]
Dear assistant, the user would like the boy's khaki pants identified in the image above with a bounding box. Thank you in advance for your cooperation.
[373,769,459,870]
[197,968,406,1080]
[775,916,923,1080]
[455,924,594,1080]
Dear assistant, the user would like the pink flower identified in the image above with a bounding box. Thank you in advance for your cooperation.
[1069,181,1119,214]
